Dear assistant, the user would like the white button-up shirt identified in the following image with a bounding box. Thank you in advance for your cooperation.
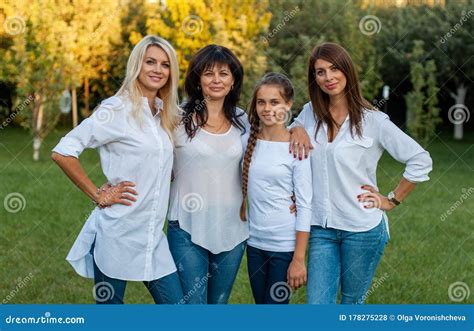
[52,95,177,281]
[291,102,433,232]
[247,140,312,252]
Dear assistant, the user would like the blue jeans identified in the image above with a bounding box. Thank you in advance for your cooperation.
[167,220,246,304]
[307,219,388,304]
[247,245,294,304]
[90,241,184,304]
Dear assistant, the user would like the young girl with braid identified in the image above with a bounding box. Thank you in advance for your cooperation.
[240,73,313,304]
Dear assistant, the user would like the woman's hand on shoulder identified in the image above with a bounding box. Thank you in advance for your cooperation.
[289,126,313,160]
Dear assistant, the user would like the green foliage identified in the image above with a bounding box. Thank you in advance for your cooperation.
[264,0,383,110]
[405,41,442,146]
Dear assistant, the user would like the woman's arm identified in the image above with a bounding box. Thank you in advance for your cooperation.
[287,231,310,289]
[51,153,137,207]
[359,114,432,211]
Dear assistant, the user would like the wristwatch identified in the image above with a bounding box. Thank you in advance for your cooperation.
[387,191,401,206]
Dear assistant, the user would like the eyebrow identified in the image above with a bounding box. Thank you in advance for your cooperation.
[315,64,336,70]
[146,57,169,63]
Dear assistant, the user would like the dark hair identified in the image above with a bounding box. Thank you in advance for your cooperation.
[182,44,246,139]
[240,72,294,221]
[307,42,373,141]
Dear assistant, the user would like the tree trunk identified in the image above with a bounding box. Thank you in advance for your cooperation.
[84,77,90,116]
[32,93,43,161]
[450,84,467,140]
[72,87,78,127]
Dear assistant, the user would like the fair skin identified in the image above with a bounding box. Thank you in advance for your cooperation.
[199,63,234,134]
[138,46,171,115]
[256,85,309,289]
[289,59,417,210]
[50,46,170,207]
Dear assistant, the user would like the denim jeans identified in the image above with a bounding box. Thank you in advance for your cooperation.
[307,219,389,304]
[90,241,184,304]
[246,245,294,304]
[167,220,246,304]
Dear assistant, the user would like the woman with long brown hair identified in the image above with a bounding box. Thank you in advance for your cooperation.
[289,42,432,304]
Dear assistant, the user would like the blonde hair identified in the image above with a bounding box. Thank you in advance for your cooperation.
[116,35,180,138]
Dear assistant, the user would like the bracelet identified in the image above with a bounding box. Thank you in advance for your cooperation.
[93,184,109,208]
[92,187,101,207]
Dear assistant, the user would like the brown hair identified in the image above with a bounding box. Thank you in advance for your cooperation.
[239,72,294,221]
[307,42,373,141]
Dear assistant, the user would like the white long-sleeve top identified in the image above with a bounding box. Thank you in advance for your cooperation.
[290,102,433,232]
[167,109,250,254]
[247,139,312,252]
[52,95,177,281]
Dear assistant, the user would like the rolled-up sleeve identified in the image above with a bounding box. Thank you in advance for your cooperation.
[379,117,433,183]
[292,157,313,232]
[52,98,123,158]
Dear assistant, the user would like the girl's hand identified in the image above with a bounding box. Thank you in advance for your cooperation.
[96,181,138,208]
[289,193,297,214]
[289,126,313,160]
[287,258,307,289]
[358,185,395,211]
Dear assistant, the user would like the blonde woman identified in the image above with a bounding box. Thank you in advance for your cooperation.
[51,35,183,304]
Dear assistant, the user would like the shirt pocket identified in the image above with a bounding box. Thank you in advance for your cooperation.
[335,134,374,167]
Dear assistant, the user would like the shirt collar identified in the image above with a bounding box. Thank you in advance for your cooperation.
[143,96,164,117]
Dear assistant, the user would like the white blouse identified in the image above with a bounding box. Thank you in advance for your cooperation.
[167,109,250,254]
[52,95,177,281]
[247,139,312,252]
[291,102,433,232]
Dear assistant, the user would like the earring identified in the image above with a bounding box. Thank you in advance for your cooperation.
[197,85,201,90]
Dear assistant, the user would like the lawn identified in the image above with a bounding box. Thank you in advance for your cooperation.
[0,127,472,304]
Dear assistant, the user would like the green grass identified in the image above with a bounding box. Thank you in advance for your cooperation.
[0,127,473,304]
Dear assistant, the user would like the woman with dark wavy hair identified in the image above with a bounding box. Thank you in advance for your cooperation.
[167,44,249,304]
[289,42,432,304]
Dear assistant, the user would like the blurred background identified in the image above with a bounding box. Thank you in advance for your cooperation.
[0,0,472,304]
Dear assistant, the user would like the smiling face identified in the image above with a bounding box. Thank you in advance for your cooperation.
[137,45,170,95]
[314,58,347,98]
[200,63,235,101]
[255,84,293,127]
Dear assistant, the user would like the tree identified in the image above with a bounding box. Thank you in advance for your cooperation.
[145,0,271,104]
[264,0,383,111]
[1,0,67,160]
[405,40,441,146]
